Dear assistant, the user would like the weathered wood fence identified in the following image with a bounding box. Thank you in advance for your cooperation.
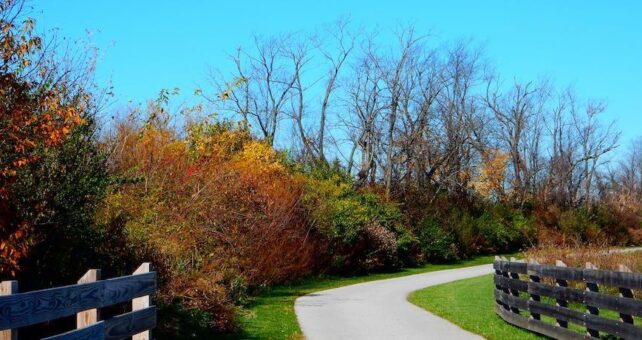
[494,256,642,339]
[0,263,156,340]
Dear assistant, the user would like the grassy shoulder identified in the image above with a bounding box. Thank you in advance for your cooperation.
[230,254,505,339]
[408,274,543,340]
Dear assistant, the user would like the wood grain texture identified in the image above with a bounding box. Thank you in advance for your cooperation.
[0,271,155,330]
[77,269,101,329]
[0,281,17,340]
[43,322,105,340]
[132,263,152,340]
[104,306,156,340]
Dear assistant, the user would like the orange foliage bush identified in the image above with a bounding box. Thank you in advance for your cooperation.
[0,2,88,276]
[99,109,322,330]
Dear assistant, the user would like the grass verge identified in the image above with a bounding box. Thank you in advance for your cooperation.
[409,274,543,339]
[228,254,506,339]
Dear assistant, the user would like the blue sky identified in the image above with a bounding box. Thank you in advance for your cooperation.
[33,1,642,146]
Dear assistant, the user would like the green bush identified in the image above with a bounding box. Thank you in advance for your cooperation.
[558,209,600,242]
[300,163,409,272]
[474,206,534,253]
[11,120,112,288]
[416,217,459,262]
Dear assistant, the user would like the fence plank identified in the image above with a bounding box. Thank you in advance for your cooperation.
[527,281,584,303]
[528,300,584,326]
[132,263,152,340]
[0,272,155,330]
[494,289,528,310]
[494,260,528,274]
[528,263,584,281]
[104,306,156,340]
[584,290,642,318]
[77,269,101,329]
[0,281,17,340]
[583,267,642,290]
[43,322,105,340]
[494,274,528,292]
[584,313,642,339]
[496,304,584,340]
[585,262,600,338]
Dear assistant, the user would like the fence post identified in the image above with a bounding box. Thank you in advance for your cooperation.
[585,262,600,338]
[0,281,18,340]
[77,269,101,329]
[554,260,569,328]
[494,256,507,310]
[527,259,540,321]
[617,264,634,325]
[499,256,511,311]
[508,257,521,314]
[133,263,152,340]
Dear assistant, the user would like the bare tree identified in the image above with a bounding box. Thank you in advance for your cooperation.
[208,35,298,145]
[371,28,423,197]
[545,89,619,208]
[346,53,384,185]
[314,18,355,162]
[485,79,548,205]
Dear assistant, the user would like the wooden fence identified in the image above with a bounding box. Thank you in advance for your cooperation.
[0,263,156,340]
[494,257,642,339]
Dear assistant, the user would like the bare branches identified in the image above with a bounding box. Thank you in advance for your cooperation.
[205,23,622,208]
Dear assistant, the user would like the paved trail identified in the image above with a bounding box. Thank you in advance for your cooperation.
[295,264,493,340]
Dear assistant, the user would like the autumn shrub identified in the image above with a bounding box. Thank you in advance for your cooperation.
[534,205,618,245]
[0,1,112,284]
[10,121,112,288]
[99,110,321,331]
[525,244,642,273]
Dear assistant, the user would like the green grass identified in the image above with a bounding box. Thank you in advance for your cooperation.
[228,254,506,339]
[409,274,544,340]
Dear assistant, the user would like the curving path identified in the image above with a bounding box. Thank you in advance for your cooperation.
[295,264,493,340]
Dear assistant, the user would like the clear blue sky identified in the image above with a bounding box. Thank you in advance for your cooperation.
[33,1,642,146]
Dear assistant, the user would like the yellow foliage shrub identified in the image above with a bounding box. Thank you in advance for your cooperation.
[99,114,321,330]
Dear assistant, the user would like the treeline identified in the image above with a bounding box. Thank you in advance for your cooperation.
[210,20,640,245]
[1,2,641,335]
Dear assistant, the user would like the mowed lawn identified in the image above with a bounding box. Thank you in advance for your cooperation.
[229,255,507,339]
[408,274,544,340]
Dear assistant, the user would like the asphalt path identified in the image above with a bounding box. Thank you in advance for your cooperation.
[295,264,493,340]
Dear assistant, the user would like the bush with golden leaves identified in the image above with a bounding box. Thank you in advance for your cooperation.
[100,110,321,330]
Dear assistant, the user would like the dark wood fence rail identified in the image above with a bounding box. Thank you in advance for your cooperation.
[0,263,156,340]
[493,256,642,340]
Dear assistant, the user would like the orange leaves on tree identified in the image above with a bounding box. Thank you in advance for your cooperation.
[472,149,509,200]
[0,2,89,276]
